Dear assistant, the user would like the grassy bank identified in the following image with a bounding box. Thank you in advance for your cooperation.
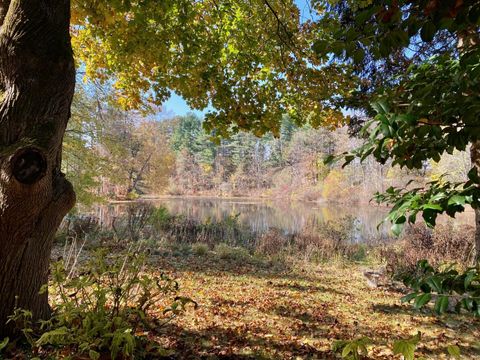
[149,249,479,359]
[5,208,477,359]
[4,241,479,359]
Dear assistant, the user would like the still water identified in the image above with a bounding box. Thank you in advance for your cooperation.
[80,197,475,243]
[83,197,403,243]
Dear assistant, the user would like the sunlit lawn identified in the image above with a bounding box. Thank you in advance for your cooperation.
[150,253,480,359]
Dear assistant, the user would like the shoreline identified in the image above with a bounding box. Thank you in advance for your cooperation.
[110,194,390,208]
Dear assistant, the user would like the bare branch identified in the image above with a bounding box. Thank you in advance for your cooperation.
[263,0,294,48]
[262,0,311,65]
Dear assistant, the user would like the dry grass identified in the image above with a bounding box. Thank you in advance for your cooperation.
[382,223,475,278]
[149,252,480,359]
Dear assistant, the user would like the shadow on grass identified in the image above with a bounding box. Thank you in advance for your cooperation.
[371,303,421,316]
[152,253,321,283]
[158,323,337,360]
[272,281,349,296]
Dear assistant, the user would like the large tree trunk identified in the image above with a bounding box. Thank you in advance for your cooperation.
[471,141,480,262]
[0,0,75,335]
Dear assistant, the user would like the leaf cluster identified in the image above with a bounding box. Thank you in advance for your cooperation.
[333,332,461,360]
[332,336,372,359]
[329,97,480,234]
[401,260,480,316]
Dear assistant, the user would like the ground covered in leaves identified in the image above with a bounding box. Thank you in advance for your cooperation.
[149,252,480,359]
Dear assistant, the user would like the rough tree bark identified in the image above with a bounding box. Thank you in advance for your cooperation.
[0,0,75,335]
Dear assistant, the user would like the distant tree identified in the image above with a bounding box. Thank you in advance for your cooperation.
[63,84,109,205]
[131,121,176,195]
[268,116,298,168]
[171,114,203,153]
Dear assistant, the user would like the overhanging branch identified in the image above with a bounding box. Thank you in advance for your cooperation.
[263,0,295,50]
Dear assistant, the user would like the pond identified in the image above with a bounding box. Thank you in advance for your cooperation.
[75,197,475,244]
[78,197,405,243]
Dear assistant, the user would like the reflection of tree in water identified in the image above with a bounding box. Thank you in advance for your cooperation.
[80,198,475,243]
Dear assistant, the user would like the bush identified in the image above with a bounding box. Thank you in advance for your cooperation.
[215,243,251,262]
[382,223,475,278]
[148,206,172,232]
[256,229,288,256]
[192,243,209,256]
[254,218,378,264]
[156,212,255,248]
[7,248,195,359]
[112,203,154,242]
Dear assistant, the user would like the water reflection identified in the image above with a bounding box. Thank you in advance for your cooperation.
[79,197,406,243]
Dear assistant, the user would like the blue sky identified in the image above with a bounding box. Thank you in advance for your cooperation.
[160,0,313,117]
[160,92,207,117]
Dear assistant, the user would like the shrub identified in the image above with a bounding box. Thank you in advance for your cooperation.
[112,203,154,242]
[215,243,251,262]
[256,229,288,256]
[155,212,255,248]
[292,217,376,263]
[382,223,474,278]
[63,214,100,239]
[192,243,209,256]
[148,206,172,232]
[7,248,195,359]
[254,217,378,264]
[164,242,192,256]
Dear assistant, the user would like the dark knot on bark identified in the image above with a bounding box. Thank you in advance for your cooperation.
[11,147,47,185]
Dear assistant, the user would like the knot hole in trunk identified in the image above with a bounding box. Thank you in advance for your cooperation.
[11,147,47,185]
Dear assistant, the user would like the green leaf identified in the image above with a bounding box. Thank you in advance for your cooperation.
[342,155,355,168]
[324,154,336,165]
[0,337,9,352]
[36,326,69,346]
[342,343,353,357]
[332,340,348,352]
[426,276,443,292]
[422,208,438,228]
[371,100,389,115]
[393,340,416,360]
[353,48,365,64]
[414,293,432,309]
[89,349,101,360]
[312,40,327,55]
[391,222,404,236]
[468,167,480,184]
[434,295,449,314]
[447,345,461,359]
[464,272,476,289]
[423,203,443,211]
[401,292,418,303]
[448,195,466,206]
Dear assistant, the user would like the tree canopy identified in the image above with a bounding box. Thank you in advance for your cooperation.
[71,0,351,138]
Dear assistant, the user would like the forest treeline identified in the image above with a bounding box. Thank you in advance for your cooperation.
[67,83,471,206]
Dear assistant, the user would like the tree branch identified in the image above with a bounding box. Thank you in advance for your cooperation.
[262,0,308,62]
[263,0,294,49]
